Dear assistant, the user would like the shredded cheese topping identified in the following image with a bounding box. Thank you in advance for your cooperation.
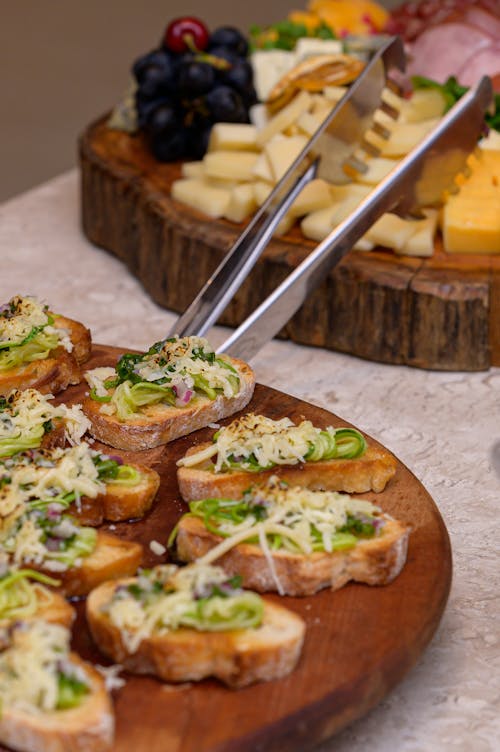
[0,388,90,449]
[85,336,240,418]
[178,413,330,471]
[4,443,104,501]
[0,621,88,715]
[105,563,259,653]
[195,479,383,592]
[0,295,72,352]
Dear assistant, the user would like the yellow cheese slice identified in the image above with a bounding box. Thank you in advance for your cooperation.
[443,150,500,253]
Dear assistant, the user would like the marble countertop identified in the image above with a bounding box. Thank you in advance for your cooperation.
[1,171,498,751]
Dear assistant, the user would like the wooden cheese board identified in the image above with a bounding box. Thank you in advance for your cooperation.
[80,117,500,371]
[0,344,451,752]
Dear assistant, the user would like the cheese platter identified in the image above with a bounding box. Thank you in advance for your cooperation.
[79,0,500,370]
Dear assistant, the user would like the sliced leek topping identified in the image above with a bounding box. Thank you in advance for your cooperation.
[85,335,241,420]
[177,414,367,471]
[105,563,263,653]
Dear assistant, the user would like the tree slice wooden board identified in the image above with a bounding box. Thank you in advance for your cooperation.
[0,344,451,752]
[80,116,499,371]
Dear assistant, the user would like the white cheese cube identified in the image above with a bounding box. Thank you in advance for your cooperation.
[208,123,258,152]
[252,152,275,183]
[181,161,204,179]
[289,179,333,218]
[203,151,258,181]
[224,184,257,223]
[264,134,308,182]
[253,181,273,207]
[171,178,231,218]
[256,91,312,146]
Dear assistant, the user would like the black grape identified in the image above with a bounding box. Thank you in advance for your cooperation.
[149,130,188,161]
[209,26,249,57]
[178,61,216,97]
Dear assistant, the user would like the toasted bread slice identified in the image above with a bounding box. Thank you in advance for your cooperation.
[178,441,397,499]
[33,533,143,598]
[83,358,256,451]
[70,464,160,526]
[175,514,409,596]
[87,579,305,688]
[0,655,114,752]
[0,314,91,398]
[0,348,82,397]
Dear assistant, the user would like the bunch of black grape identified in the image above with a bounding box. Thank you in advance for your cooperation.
[133,20,257,162]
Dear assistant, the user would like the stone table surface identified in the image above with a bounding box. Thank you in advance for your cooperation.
[1,171,499,752]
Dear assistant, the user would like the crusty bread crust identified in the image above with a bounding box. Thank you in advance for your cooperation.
[82,358,256,451]
[87,580,305,688]
[0,656,114,752]
[177,441,397,499]
[0,315,91,397]
[34,532,143,598]
[70,464,160,526]
[175,515,410,596]
[53,315,92,365]
[0,348,82,397]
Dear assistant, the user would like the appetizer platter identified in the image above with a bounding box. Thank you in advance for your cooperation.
[80,0,500,371]
[0,296,451,752]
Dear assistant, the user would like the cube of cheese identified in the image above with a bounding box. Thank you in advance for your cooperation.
[203,151,258,182]
[365,213,426,251]
[443,150,500,253]
[171,178,231,218]
[181,161,204,179]
[289,179,334,218]
[397,211,439,256]
[208,123,258,152]
[264,134,309,182]
[224,184,257,223]
[252,152,275,183]
[256,91,312,146]
[253,181,273,207]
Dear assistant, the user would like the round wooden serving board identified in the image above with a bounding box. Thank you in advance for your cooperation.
[80,117,500,371]
[0,344,451,752]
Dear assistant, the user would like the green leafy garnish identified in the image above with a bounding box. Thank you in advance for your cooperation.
[250,18,336,51]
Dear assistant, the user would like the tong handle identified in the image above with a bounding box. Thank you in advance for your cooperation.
[220,77,493,361]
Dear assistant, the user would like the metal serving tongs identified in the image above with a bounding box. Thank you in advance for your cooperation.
[170,40,493,360]
[170,36,405,339]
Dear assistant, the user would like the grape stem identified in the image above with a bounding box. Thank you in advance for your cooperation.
[183,33,231,70]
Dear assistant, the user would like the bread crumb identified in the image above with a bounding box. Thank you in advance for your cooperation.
[150,539,166,556]
[108,524,116,531]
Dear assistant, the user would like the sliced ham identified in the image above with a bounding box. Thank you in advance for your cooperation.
[463,5,500,39]
[456,42,500,86]
[406,21,497,83]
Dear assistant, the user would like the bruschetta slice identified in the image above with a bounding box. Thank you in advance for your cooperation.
[0,295,91,396]
[0,388,90,458]
[177,413,397,498]
[1,443,160,525]
[0,484,142,597]
[0,620,114,752]
[87,563,305,688]
[82,335,255,450]
[0,565,75,649]
[171,478,410,596]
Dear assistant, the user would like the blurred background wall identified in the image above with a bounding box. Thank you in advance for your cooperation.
[0,0,400,202]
